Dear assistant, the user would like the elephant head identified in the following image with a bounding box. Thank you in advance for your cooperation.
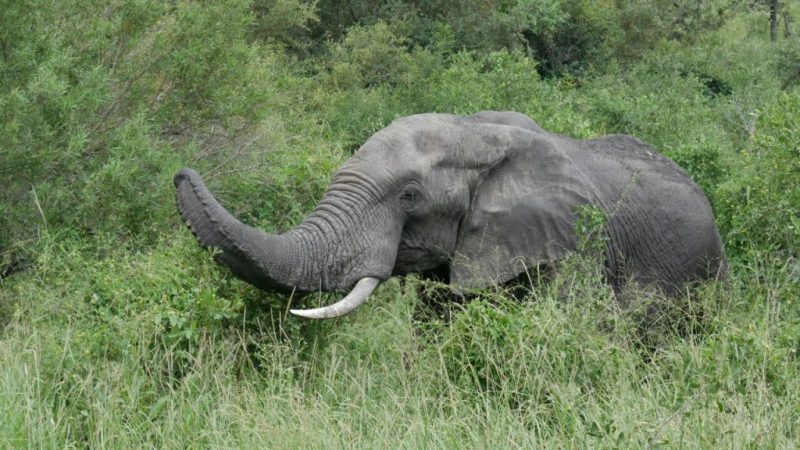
[175,111,726,318]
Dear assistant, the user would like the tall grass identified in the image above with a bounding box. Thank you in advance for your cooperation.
[2,239,798,448]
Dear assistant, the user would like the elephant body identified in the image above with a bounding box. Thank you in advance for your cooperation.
[175,112,726,318]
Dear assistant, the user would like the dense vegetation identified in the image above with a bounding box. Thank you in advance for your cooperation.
[1,1,799,447]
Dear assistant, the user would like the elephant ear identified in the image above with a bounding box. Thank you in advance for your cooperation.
[450,126,591,289]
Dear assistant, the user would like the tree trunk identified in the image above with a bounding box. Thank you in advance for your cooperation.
[770,0,779,42]
[784,11,792,38]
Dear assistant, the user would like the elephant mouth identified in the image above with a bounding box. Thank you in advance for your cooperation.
[291,240,452,319]
[394,248,446,274]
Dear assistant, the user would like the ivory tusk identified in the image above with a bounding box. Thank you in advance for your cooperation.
[289,277,380,319]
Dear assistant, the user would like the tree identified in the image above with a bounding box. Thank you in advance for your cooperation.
[771,0,778,41]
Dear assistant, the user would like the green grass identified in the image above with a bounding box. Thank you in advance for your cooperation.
[2,237,798,448]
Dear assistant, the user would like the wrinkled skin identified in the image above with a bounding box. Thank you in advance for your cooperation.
[175,111,726,317]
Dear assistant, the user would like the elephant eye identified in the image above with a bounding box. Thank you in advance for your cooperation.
[399,186,420,209]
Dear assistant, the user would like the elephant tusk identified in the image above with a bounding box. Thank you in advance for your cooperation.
[289,277,380,319]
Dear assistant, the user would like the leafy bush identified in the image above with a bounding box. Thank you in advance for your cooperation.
[421,50,542,114]
[4,235,245,363]
[667,140,725,200]
[0,0,295,262]
[717,91,800,258]
[249,0,319,52]
[583,53,727,147]
[323,22,418,89]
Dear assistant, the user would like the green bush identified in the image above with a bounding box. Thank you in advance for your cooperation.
[323,22,419,89]
[249,0,319,52]
[667,140,725,200]
[582,53,727,147]
[0,0,296,261]
[4,235,244,362]
[717,91,800,258]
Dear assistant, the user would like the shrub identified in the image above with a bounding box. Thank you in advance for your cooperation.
[249,0,319,53]
[4,234,246,364]
[436,288,631,423]
[324,22,417,89]
[667,140,725,201]
[418,50,542,114]
[717,91,800,258]
[0,0,295,266]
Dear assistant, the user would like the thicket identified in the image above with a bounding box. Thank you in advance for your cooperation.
[1,0,799,447]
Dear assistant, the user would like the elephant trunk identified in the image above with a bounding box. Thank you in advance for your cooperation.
[174,168,309,292]
[174,168,398,316]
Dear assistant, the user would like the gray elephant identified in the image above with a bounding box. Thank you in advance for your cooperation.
[174,111,726,319]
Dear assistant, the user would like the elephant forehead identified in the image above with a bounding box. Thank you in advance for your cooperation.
[354,132,454,171]
[375,114,473,152]
[341,142,427,186]
[352,114,528,176]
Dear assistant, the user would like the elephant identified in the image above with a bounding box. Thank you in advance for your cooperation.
[174,111,726,319]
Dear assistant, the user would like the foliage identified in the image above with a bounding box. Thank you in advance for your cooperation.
[323,21,417,89]
[0,0,323,259]
[717,91,800,258]
[249,0,319,52]
[3,235,244,362]
[2,1,800,448]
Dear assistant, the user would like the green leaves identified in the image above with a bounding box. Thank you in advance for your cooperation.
[717,91,800,258]
[249,0,319,52]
